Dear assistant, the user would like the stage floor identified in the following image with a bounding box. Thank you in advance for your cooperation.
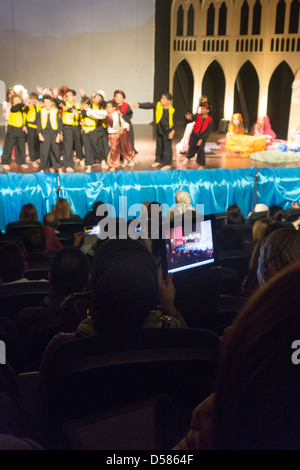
[1,123,300,174]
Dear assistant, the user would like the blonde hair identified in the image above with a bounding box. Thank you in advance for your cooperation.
[252,217,273,241]
[54,198,72,219]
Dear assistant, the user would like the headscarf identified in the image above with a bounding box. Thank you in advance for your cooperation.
[254,116,276,141]
[91,238,158,332]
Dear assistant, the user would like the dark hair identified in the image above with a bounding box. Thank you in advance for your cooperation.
[81,96,91,106]
[227,204,242,214]
[107,100,117,108]
[268,205,286,222]
[66,89,76,96]
[50,247,90,296]
[29,92,39,99]
[227,211,245,225]
[23,228,46,254]
[0,244,26,283]
[162,92,173,101]
[42,94,54,102]
[19,203,38,222]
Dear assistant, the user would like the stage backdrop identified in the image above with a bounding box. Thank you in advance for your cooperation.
[0,0,155,125]
[0,167,300,232]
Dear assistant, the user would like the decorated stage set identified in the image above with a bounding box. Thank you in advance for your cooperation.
[0,166,300,232]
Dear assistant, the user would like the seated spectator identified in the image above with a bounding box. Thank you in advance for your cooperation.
[42,213,64,252]
[241,217,274,296]
[268,205,286,223]
[39,239,186,373]
[174,261,300,450]
[167,190,197,222]
[19,203,39,222]
[83,201,108,227]
[257,227,300,285]
[54,197,80,220]
[16,247,91,371]
[0,244,28,285]
[22,228,52,275]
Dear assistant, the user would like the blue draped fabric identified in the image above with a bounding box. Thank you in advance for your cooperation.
[0,167,299,232]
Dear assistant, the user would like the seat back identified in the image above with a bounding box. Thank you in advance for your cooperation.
[39,328,221,449]
[172,267,222,327]
[0,281,49,321]
[5,221,42,239]
[57,219,84,236]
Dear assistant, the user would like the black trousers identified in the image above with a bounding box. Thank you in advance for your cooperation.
[27,126,39,162]
[2,125,26,165]
[82,129,101,165]
[62,125,84,168]
[155,133,173,165]
[186,131,206,166]
[39,132,63,170]
[96,126,110,162]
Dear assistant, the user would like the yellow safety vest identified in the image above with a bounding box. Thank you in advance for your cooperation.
[26,105,41,129]
[62,101,81,125]
[156,102,175,129]
[81,115,97,134]
[8,108,25,128]
[40,107,59,131]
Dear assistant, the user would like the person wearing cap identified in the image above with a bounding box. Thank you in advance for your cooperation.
[182,101,213,169]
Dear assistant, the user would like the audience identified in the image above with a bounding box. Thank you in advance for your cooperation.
[39,239,186,375]
[174,261,300,450]
[0,244,28,285]
[1,193,300,449]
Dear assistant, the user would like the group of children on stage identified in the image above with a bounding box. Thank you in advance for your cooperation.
[1,84,215,173]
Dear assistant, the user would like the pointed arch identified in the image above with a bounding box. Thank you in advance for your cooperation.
[173,59,194,123]
[206,3,215,36]
[187,4,195,36]
[202,60,226,130]
[240,0,249,35]
[234,61,259,131]
[289,0,299,34]
[177,5,184,36]
[218,2,227,36]
[252,0,261,35]
[267,61,294,139]
[275,0,286,34]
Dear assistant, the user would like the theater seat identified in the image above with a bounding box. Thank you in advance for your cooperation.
[5,221,42,240]
[38,328,221,449]
[0,281,49,321]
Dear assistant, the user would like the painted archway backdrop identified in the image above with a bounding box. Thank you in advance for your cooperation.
[0,167,299,232]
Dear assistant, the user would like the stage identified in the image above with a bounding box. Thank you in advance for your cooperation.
[0,124,300,232]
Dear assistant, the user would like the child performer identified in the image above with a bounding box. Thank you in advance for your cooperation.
[1,94,28,170]
[176,95,208,154]
[80,97,103,173]
[227,113,244,136]
[24,92,41,166]
[61,89,84,172]
[113,89,137,154]
[183,102,213,169]
[105,100,135,171]
[253,116,276,146]
[2,87,14,132]
[131,92,175,170]
[91,91,109,169]
[37,95,63,173]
